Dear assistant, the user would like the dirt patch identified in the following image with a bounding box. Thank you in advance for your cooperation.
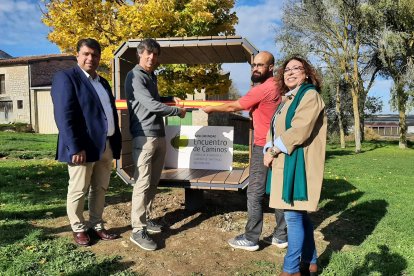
[36,188,328,275]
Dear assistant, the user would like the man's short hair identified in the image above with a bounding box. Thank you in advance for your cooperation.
[137,38,161,56]
[76,38,101,55]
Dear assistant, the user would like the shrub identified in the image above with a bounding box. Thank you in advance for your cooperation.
[0,123,33,133]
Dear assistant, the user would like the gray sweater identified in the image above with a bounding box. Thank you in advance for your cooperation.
[125,65,180,137]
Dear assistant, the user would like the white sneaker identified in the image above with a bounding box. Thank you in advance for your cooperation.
[228,234,259,251]
[263,235,288,249]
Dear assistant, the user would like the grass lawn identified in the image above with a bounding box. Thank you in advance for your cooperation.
[0,133,134,275]
[319,141,414,275]
[0,132,413,275]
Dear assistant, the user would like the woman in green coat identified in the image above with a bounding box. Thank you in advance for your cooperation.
[264,56,327,276]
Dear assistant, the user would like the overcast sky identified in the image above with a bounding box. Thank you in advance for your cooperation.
[0,0,399,114]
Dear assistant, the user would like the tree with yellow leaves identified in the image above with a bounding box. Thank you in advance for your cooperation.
[41,0,237,97]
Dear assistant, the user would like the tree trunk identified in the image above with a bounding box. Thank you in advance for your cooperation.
[351,39,362,153]
[359,92,365,142]
[396,83,408,149]
[359,105,365,142]
[351,87,362,153]
[335,81,346,148]
[399,110,407,149]
[358,74,367,142]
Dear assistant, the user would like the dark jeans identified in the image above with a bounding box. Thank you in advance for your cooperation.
[245,145,287,244]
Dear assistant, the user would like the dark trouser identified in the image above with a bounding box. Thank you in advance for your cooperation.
[245,145,287,244]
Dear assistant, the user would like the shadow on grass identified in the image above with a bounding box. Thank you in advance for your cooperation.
[66,258,136,276]
[0,161,137,275]
[306,179,394,273]
[0,163,69,237]
[0,160,134,239]
[351,244,407,276]
[372,139,414,149]
[0,220,35,247]
[325,140,392,161]
[0,205,67,221]
[311,179,364,229]
[325,149,355,160]
[0,226,136,275]
[318,199,389,273]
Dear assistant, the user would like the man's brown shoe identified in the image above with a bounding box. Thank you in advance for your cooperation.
[73,231,90,246]
[90,228,119,240]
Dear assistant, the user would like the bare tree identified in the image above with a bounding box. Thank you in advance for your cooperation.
[276,0,381,152]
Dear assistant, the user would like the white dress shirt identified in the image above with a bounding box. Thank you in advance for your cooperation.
[79,66,115,136]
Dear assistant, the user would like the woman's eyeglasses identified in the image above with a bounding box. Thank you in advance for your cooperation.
[283,66,304,74]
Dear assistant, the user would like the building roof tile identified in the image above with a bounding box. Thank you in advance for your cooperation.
[0,53,75,65]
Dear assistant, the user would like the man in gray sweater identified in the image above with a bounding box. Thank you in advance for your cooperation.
[125,38,186,251]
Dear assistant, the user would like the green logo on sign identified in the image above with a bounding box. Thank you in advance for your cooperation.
[171,134,189,150]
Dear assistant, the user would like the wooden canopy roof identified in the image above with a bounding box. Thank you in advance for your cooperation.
[113,36,259,65]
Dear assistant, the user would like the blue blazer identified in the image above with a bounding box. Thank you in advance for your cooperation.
[51,65,122,163]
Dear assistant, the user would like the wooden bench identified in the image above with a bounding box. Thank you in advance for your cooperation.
[116,165,250,210]
[159,167,249,210]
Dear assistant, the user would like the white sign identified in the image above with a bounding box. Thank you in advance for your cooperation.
[165,126,234,170]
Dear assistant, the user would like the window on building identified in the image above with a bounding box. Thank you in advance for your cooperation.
[0,74,5,94]
[17,100,23,109]
[0,101,13,121]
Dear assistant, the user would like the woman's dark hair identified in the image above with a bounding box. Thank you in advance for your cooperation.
[275,55,322,95]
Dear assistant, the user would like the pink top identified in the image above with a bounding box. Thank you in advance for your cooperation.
[239,77,281,146]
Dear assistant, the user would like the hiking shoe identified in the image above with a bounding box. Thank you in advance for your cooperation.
[263,235,288,249]
[146,219,163,233]
[130,229,157,251]
[228,234,259,251]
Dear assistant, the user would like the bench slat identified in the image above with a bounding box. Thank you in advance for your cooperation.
[225,169,244,184]
[196,170,221,183]
[157,167,249,189]
[211,170,231,184]
[239,166,250,183]
[185,169,212,181]
[160,168,183,180]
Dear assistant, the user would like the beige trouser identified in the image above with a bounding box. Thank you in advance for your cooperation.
[67,140,113,232]
[131,136,166,231]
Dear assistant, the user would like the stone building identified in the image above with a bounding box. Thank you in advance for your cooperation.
[0,53,76,133]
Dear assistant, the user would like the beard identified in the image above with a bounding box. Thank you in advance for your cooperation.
[251,72,269,83]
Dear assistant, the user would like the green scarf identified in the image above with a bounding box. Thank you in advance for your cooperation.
[282,83,316,204]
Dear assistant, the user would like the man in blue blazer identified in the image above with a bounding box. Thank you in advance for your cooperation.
[51,38,121,246]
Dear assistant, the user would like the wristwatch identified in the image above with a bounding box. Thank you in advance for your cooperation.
[268,147,279,157]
